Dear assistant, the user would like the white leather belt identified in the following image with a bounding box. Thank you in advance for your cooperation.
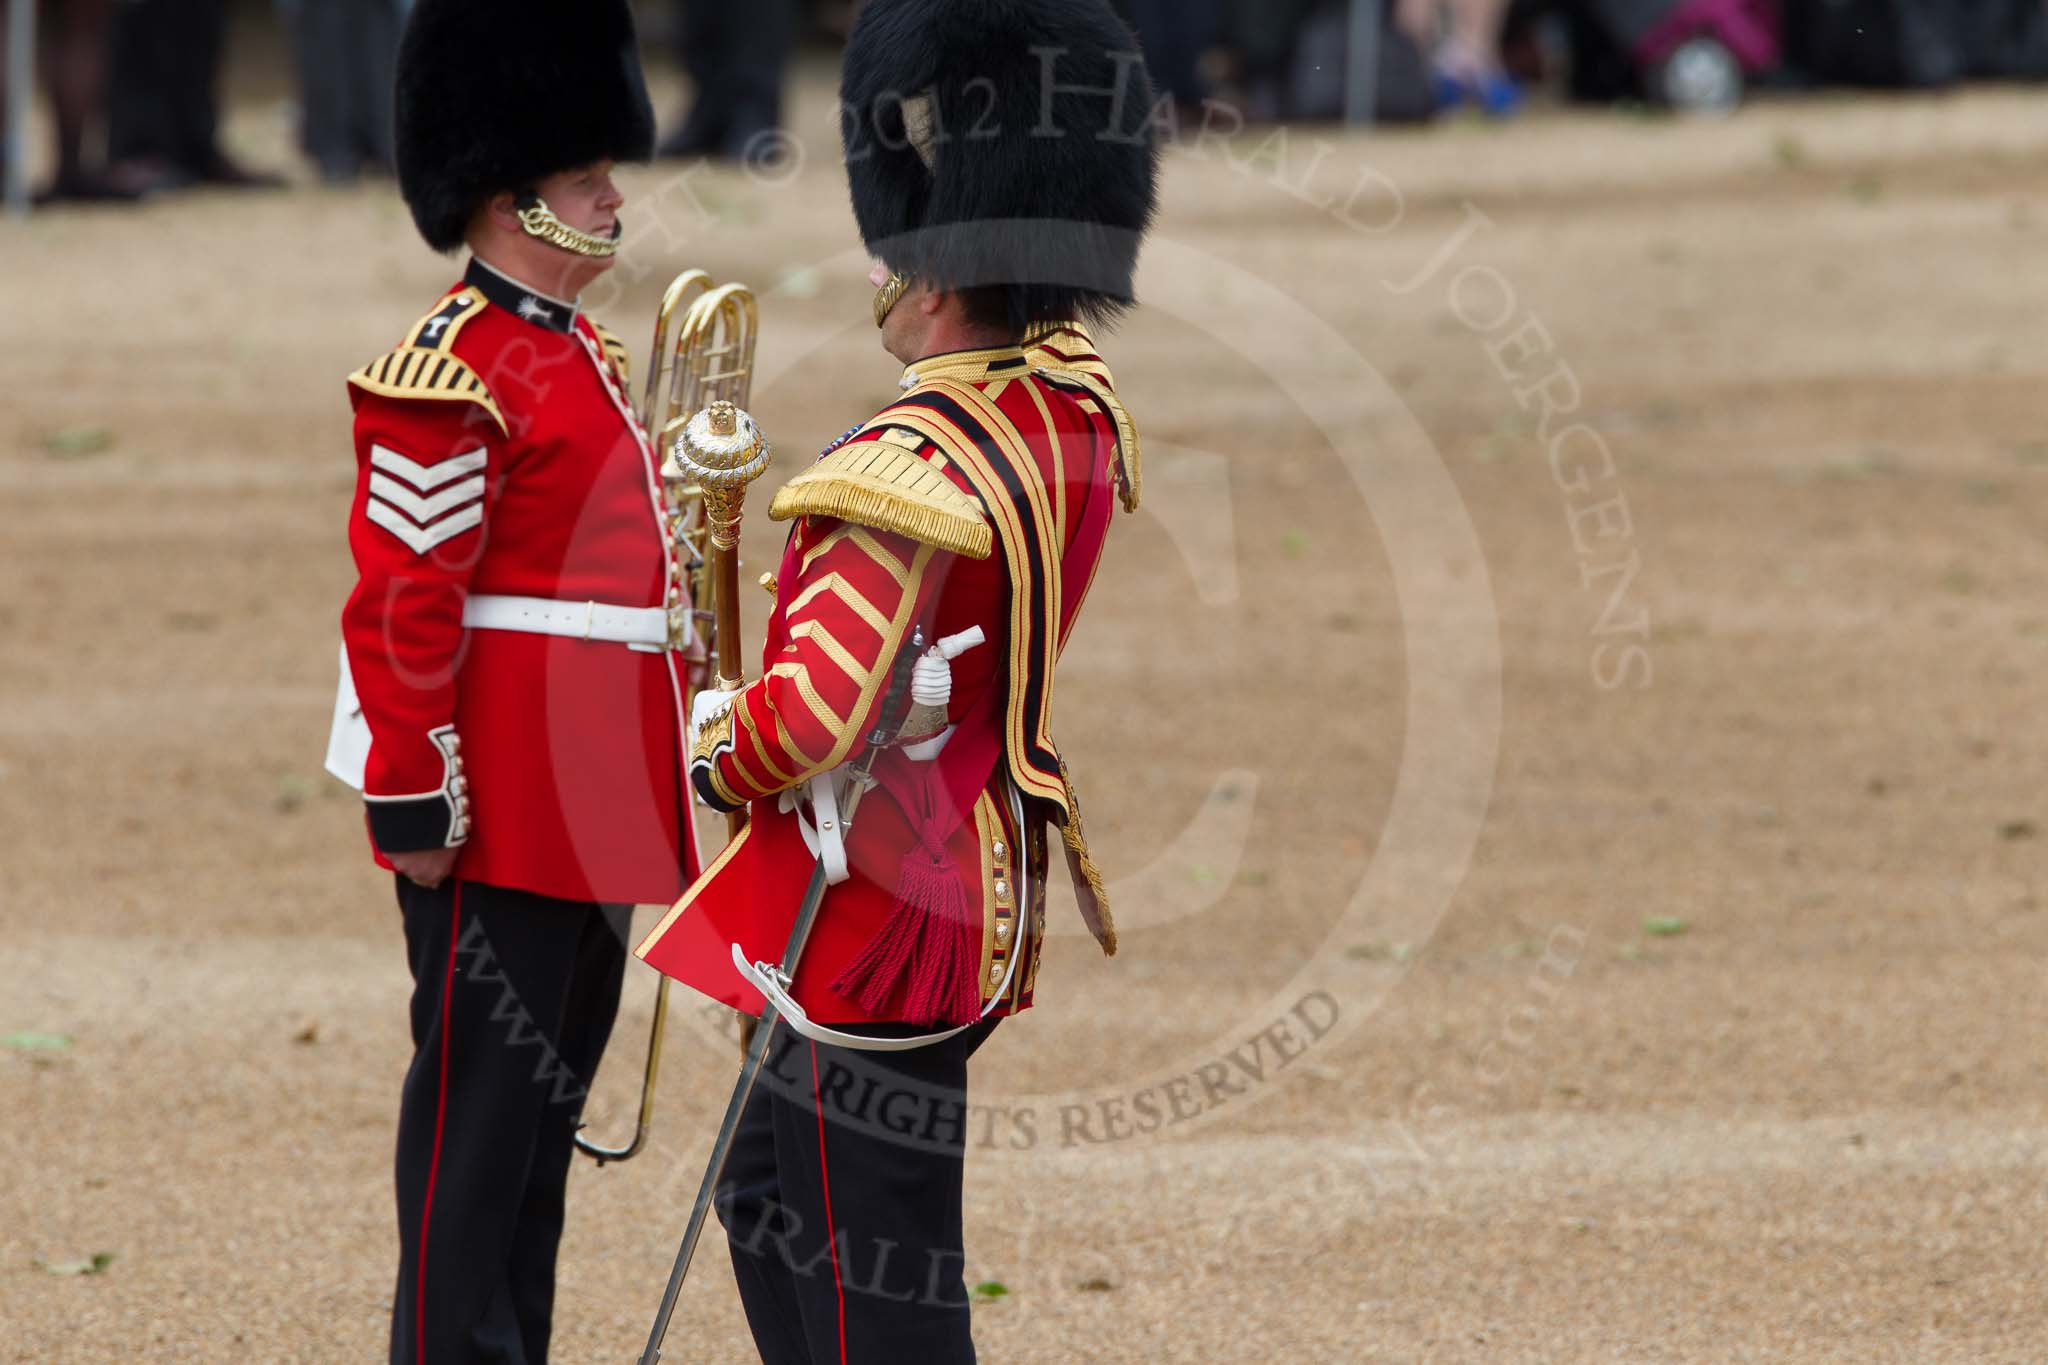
[462,594,668,653]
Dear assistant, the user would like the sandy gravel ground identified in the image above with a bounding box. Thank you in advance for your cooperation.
[5,61,2048,1363]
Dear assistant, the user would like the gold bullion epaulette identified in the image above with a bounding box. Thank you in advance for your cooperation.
[348,347,507,435]
[769,433,993,560]
[591,320,632,387]
[347,289,505,433]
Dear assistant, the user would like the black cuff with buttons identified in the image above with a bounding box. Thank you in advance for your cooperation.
[367,728,472,851]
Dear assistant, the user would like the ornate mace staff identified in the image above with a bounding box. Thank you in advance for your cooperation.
[667,394,772,714]
[574,284,767,1167]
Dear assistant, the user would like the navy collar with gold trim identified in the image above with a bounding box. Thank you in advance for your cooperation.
[464,257,580,334]
[899,345,1030,391]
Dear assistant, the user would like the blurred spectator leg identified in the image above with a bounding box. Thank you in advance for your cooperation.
[355,0,398,175]
[37,0,144,202]
[659,0,725,159]
[108,0,282,190]
[292,0,354,182]
[291,0,396,183]
[1226,0,1323,120]
[1130,0,1222,115]
[1450,0,1520,113]
[107,0,184,185]
[1401,0,1521,114]
[660,0,797,164]
[1,1,14,195]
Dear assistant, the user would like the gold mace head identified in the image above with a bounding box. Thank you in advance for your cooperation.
[669,400,771,492]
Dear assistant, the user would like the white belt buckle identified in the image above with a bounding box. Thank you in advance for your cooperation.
[582,600,596,640]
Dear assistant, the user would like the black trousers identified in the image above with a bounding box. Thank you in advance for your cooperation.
[717,1018,1001,1365]
[106,0,227,171]
[390,877,630,1365]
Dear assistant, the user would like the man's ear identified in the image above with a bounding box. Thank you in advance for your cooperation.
[483,190,521,232]
[918,284,948,318]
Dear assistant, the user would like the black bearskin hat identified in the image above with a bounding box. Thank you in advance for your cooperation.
[394,0,656,252]
[841,0,1161,329]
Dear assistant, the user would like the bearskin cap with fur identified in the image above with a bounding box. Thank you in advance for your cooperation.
[394,0,655,252]
[841,0,1161,330]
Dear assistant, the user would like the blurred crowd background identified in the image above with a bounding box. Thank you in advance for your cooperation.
[5,0,2048,207]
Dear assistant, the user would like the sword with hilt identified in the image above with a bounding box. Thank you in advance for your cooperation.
[635,621,965,1365]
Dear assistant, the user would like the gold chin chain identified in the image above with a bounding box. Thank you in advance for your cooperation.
[517,196,622,259]
[872,272,910,329]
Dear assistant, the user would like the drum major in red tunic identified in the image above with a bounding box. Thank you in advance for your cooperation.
[636,323,1138,1028]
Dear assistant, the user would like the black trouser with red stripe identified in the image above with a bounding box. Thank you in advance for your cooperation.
[390,876,630,1365]
[717,1018,1001,1365]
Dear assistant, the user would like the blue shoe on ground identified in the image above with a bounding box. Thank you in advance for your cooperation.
[1475,72,1525,117]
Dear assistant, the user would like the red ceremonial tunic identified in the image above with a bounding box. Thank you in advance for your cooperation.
[637,325,1135,1027]
[340,258,698,905]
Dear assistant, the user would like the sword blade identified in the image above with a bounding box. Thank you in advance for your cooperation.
[638,626,924,1361]
[635,858,832,1365]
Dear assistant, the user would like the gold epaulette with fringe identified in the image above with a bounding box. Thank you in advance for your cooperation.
[769,440,993,559]
[347,347,507,435]
[591,321,632,387]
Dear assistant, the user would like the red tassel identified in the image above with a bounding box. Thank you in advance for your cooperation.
[830,840,983,1027]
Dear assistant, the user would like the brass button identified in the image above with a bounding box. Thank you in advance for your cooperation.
[994,879,1010,901]
[995,922,1012,945]
[991,840,1008,863]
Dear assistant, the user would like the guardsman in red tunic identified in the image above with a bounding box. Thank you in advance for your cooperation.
[323,3,698,1361]
[634,2,1159,1359]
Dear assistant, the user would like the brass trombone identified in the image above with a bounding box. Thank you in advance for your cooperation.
[574,272,769,1166]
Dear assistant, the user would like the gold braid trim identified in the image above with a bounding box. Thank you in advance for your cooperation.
[689,703,735,767]
[769,442,994,559]
[1056,756,1117,958]
[1051,371,1141,515]
[636,821,756,957]
[1023,321,1140,513]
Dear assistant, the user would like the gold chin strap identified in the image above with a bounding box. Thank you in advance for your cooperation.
[873,272,911,329]
[517,195,622,259]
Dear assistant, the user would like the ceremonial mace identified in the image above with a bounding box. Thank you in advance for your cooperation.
[635,628,928,1365]
[575,276,766,1165]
